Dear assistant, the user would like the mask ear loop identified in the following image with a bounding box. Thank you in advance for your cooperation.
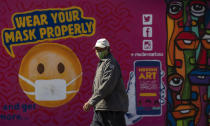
[66,72,82,94]
[19,74,35,95]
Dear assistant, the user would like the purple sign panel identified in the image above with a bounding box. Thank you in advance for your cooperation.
[135,60,162,116]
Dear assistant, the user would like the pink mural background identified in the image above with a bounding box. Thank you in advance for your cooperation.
[0,0,167,126]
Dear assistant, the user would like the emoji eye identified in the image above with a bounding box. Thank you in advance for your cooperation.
[37,63,44,74]
[58,62,65,73]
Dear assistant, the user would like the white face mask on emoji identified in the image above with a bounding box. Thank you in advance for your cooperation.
[18,73,82,101]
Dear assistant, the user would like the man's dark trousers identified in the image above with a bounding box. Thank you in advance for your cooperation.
[90,111,126,126]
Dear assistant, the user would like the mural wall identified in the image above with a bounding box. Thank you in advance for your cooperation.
[166,0,210,126]
[0,0,209,126]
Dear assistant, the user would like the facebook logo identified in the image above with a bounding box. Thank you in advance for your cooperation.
[142,14,152,25]
[143,27,152,37]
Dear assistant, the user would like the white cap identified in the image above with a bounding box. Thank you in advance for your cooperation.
[95,38,110,48]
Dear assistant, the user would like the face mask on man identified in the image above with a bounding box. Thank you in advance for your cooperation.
[96,49,108,59]
[18,73,82,101]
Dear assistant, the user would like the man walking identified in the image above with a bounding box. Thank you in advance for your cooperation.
[83,38,128,126]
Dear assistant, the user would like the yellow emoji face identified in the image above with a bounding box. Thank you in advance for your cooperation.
[19,43,82,108]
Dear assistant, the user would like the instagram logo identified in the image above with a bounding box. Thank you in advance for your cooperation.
[143,40,153,51]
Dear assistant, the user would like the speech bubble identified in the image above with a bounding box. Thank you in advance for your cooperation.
[1,6,96,58]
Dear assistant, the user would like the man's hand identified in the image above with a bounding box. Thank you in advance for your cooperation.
[83,102,92,112]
